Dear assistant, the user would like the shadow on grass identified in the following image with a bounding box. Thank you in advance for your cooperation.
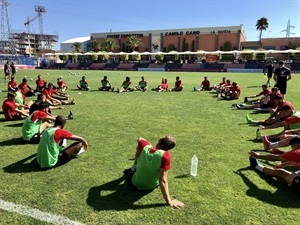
[5,122,23,127]
[86,174,166,211]
[174,174,190,179]
[3,153,41,173]
[0,137,29,146]
[247,85,262,88]
[235,167,300,208]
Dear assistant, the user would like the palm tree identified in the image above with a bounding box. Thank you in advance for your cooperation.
[71,42,82,53]
[103,38,119,52]
[126,35,143,52]
[91,40,101,52]
[256,17,269,44]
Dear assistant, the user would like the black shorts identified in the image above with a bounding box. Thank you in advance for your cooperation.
[276,84,287,95]
[290,176,300,194]
[54,150,70,167]
[23,133,41,144]
[260,103,271,109]
[267,73,273,78]
[11,114,23,120]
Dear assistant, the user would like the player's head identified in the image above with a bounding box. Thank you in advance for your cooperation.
[54,115,67,128]
[7,91,16,100]
[232,82,237,87]
[280,105,293,118]
[204,76,207,80]
[271,87,278,94]
[157,135,176,151]
[37,102,50,111]
[176,76,180,80]
[22,78,27,83]
[141,76,144,81]
[279,60,285,66]
[261,84,268,89]
[125,76,130,81]
[47,83,54,89]
[273,94,283,105]
[103,76,107,80]
[37,93,46,102]
[11,76,15,81]
[289,137,300,150]
[38,75,41,79]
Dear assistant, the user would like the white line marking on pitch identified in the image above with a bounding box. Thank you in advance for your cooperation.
[0,198,85,225]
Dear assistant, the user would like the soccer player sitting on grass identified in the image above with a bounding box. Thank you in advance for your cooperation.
[246,94,295,126]
[22,102,56,144]
[250,136,300,166]
[124,135,184,209]
[7,76,18,92]
[152,78,169,92]
[171,76,183,92]
[236,86,277,111]
[249,149,300,194]
[43,83,75,106]
[98,76,114,92]
[57,77,68,91]
[18,78,35,97]
[35,75,46,92]
[220,82,241,100]
[2,92,29,121]
[29,94,66,115]
[36,116,88,169]
[77,76,90,91]
[136,76,148,92]
[118,76,134,93]
[194,76,212,91]
[257,107,300,141]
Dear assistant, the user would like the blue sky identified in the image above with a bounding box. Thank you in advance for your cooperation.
[6,0,300,50]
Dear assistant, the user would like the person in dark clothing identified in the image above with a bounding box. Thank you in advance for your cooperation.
[273,60,291,96]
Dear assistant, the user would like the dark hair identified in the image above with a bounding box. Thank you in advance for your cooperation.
[104,76,107,79]
[176,76,180,79]
[125,76,130,81]
[54,116,67,127]
[279,60,284,65]
[281,105,292,111]
[262,84,267,88]
[232,82,237,86]
[37,93,45,101]
[158,135,176,150]
[273,94,283,100]
[289,137,300,145]
[37,102,50,110]
[271,87,278,92]
[22,78,27,82]
[7,91,16,98]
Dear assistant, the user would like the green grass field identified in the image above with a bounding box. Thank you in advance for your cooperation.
[0,69,299,225]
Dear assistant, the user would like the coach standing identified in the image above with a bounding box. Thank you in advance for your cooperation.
[273,60,291,96]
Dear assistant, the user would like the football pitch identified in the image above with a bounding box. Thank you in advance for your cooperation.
[0,70,299,225]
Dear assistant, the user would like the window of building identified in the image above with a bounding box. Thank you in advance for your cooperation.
[263,46,275,50]
[280,45,287,50]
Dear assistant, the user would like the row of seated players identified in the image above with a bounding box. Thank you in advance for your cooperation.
[193,76,241,100]
[6,75,75,109]
[212,75,300,193]
[77,75,184,93]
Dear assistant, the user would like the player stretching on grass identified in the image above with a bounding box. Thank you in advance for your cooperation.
[37,116,88,169]
[124,135,184,209]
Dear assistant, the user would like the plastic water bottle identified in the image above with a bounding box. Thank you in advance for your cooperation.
[190,154,198,176]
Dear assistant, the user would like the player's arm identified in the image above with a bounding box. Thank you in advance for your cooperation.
[15,108,29,117]
[273,72,277,82]
[68,134,88,150]
[287,72,292,81]
[159,169,184,209]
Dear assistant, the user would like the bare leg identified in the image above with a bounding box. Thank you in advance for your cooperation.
[262,167,295,186]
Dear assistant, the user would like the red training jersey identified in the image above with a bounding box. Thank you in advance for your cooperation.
[2,99,17,120]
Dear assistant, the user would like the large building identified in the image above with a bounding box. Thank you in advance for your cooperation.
[91,25,246,53]
[0,32,58,56]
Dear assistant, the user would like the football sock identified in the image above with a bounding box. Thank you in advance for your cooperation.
[249,157,264,172]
